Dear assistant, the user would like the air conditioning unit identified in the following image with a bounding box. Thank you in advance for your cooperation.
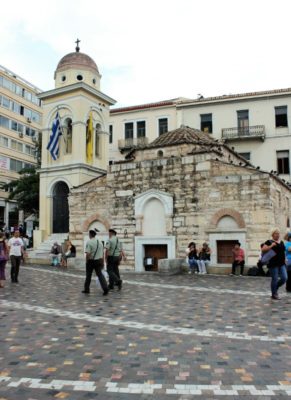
[32,136,37,143]
[27,118,31,123]
[19,132,23,138]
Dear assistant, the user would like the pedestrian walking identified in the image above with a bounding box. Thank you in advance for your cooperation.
[105,228,124,290]
[262,228,287,300]
[284,232,291,292]
[0,232,9,288]
[82,229,108,296]
[230,242,245,276]
[8,229,24,283]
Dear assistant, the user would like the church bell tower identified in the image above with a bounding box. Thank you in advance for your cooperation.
[36,41,116,242]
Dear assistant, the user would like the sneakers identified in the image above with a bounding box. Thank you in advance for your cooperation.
[82,290,90,294]
[271,293,281,300]
[103,289,109,296]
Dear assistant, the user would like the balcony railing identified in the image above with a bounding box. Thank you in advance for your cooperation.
[221,125,265,141]
[118,136,149,150]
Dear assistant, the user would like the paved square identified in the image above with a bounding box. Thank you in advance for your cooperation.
[0,265,291,399]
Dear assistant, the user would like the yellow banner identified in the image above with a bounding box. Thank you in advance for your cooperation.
[86,111,93,163]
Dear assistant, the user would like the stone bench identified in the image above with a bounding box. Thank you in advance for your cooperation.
[158,258,188,275]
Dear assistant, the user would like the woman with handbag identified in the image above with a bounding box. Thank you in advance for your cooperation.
[262,228,287,300]
[0,232,9,288]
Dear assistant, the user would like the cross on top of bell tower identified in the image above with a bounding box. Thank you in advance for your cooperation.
[75,38,81,52]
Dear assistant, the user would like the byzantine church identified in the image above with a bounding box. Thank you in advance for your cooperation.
[35,45,291,272]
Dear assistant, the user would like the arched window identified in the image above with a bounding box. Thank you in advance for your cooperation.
[95,123,101,157]
[64,118,72,154]
[217,216,239,229]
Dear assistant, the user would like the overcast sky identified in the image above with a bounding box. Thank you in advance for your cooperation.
[1,0,291,107]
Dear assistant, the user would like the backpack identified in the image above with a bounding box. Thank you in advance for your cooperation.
[247,266,259,276]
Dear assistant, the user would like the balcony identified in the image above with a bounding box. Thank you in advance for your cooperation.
[221,125,265,142]
[118,136,149,151]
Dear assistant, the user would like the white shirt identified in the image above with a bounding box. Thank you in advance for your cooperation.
[8,237,24,257]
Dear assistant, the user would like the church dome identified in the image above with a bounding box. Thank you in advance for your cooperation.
[56,51,99,74]
[54,42,101,89]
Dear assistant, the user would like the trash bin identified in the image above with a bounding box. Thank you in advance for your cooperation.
[144,257,155,271]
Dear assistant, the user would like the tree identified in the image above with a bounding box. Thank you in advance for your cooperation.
[4,167,39,217]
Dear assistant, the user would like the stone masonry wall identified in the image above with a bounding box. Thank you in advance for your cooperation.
[69,150,291,269]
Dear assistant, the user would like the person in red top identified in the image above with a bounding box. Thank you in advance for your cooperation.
[230,242,245,276]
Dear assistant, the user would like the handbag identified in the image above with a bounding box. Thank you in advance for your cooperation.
[261,249,276,265]
[0,242,8,261]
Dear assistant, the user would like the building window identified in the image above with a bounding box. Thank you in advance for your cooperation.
[275,106,288,128]
[0,136,8,147]
[124,122,134,139]
[158,118,168,135]
[200,113,212,133]
[237,110,249,133]
[11,140,23,152]
[238,152,251,161]
[277,150,290,174]
[10,158,23,172]
[137,121,146,138]
[25,145,34,156]
[0,115,9,129]
[2,96,10,109]
[109,124,113,144]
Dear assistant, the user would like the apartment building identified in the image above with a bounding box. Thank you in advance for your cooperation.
[0,65,42,228]
[109,88,291,183]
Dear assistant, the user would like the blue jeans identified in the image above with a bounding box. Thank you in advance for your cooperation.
[269,265,287,296]
[188,258,198,272]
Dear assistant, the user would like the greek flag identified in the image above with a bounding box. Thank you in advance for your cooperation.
[47,112,62,160]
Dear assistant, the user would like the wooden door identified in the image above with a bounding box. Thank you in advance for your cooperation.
[144,245,168,271]
[217,240,237,263]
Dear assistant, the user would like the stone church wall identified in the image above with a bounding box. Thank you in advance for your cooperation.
[69,151,291,269]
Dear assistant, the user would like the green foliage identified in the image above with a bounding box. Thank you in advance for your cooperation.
[4,167,39,216]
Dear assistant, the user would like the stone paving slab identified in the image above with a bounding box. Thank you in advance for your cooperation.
[0,265,291,399]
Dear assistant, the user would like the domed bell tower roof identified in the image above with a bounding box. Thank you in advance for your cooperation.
[54,39,101,89]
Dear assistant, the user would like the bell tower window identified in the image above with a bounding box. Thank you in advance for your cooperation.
[64,118,72,154]
[95,123,101,157]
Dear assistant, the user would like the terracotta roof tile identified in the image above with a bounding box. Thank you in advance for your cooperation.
[147,125,215,148]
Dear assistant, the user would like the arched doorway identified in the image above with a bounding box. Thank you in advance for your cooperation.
[52,181,69,233]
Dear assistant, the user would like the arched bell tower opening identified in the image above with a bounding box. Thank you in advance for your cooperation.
[52,181,69,233]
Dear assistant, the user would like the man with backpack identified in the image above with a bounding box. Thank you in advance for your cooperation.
[105,228,125,290]
[82,229,108,296]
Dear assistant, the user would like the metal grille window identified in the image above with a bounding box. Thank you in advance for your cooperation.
[277,150,290,174]
[137,121,146,138]
[275,106,288,127]
[159,118,168,135]
[124,122,134,139]
[200,114,213,133]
